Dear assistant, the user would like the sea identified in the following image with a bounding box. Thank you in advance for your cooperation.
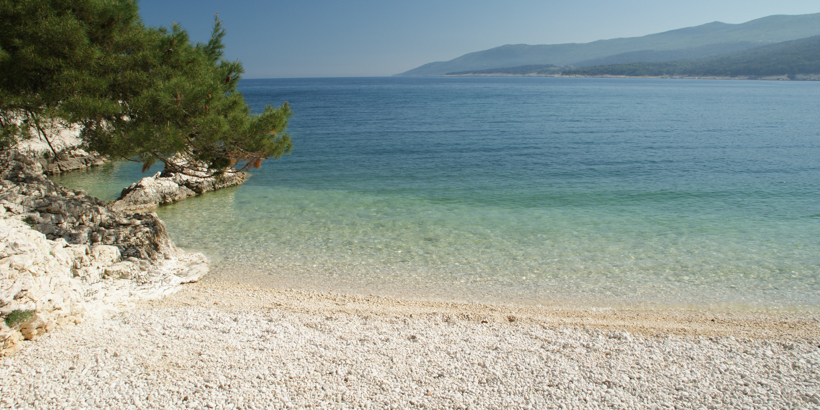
[53,77,820,311]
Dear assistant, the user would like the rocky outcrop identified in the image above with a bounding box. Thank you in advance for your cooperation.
[14,120,107,175]
[109,156,247,213]
[16,120,245,211]
[39,147,107,175]
[0,150,208,356]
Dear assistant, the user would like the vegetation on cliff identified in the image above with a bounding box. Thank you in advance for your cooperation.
[0,0,291,175]
[445,65,562,76]
[562,35,820,78]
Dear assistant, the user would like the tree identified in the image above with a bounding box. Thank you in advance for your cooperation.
[0,0,291,174]
[0,0,118,151]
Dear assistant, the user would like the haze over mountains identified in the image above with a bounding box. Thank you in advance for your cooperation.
[562,35,820,79]
[397,13,820,76]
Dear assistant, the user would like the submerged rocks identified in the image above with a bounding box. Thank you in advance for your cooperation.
[110,155,247,213]
[0,149,208,356]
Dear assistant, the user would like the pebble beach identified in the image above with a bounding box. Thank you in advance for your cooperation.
[2,276,819,409]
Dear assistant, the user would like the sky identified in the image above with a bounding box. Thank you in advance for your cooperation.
[137,0,820,78]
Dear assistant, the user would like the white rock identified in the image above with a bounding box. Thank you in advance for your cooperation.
[0,151,209,356]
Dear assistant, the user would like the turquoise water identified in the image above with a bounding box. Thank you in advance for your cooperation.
[54,77,820,310]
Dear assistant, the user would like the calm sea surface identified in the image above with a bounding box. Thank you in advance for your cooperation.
[54,77,820,310]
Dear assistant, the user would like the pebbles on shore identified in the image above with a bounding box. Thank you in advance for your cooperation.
[2,280,819,409]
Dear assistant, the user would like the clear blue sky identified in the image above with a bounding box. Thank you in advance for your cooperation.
[137,0,820,78]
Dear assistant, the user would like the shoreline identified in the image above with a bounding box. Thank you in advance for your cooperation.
[443,73,820,81]
[2,276,819,408]
[181,276,820,340]
[206,265,820,319]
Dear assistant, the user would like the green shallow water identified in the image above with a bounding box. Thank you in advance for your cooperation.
[53,77,820,311]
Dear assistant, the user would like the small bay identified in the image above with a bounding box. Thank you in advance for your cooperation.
[54,77,820,310]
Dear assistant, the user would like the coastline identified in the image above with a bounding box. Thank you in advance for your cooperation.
[5,80,819,407]
[2,276,819,408]
[208,263,820,319]
[175,277,820,340]
[443,73,820,81]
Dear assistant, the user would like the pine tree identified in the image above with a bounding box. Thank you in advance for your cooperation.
[0,0,292,174]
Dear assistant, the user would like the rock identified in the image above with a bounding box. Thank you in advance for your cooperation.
[104,262,141,280]
[0,149,208,356]
[91,245,121,265]
[19,314,47,340]
[109,174,197,213]
[0,325,22,356]
[13,120,108,175]
[109,155,247,213]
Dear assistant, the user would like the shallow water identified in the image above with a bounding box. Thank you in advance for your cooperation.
[54,77,820,310]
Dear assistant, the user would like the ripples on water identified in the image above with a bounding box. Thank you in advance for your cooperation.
[54,77,820,310]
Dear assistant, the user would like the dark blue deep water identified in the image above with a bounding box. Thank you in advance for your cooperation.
[55,77,820,310]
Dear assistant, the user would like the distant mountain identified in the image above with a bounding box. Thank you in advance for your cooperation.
[562,35,820,78]
[446,64,561,76]
[572,42,760,67]
[397,13,820,76]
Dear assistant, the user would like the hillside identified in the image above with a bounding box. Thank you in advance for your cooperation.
[572,42,760,67]
[445,65,561,76]
[562,35,820,78]
[397,13,820,76]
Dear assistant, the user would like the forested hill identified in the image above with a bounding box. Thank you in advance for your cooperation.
[561,35,820,78]
[445,65,561,76]
[397,12,820,76]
